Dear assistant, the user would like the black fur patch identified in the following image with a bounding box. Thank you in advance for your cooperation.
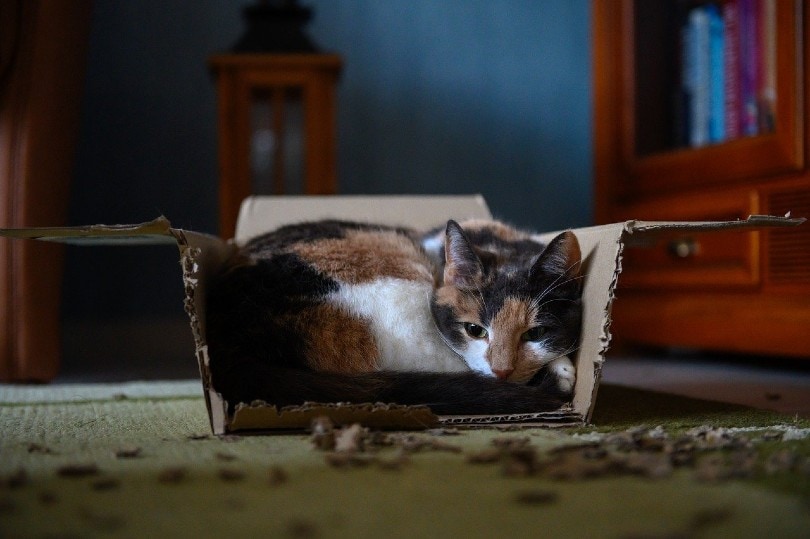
[430,301,466,348]
[206,252,338,377]
[244,220,415,254]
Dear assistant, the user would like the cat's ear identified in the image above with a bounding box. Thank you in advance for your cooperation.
[443,220,483,288]
[531,231,582,285]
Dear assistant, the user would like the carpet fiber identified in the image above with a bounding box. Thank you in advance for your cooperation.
[1,381,809,538]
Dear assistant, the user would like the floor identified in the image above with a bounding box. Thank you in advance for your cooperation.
[56,317,810,418]
[600,351,810,418]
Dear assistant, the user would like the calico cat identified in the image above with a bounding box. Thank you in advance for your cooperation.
[205,218,583,415]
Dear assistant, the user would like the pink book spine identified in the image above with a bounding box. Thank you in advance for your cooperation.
[723,0,741,140]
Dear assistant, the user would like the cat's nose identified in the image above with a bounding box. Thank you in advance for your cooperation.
[493,368,514,380]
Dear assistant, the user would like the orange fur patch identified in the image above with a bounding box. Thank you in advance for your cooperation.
[434,285,481,323]
[487,297,537,380]
[288,304,379,373]
[291,230,433,284]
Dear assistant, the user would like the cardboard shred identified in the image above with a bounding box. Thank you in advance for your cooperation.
[438,407,580,427]
[229,401,440,431]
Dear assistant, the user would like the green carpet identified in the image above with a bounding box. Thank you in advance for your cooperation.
[1,381,809,538]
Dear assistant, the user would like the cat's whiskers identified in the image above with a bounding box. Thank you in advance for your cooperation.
[535,259,585,298]
[529,270,586,312]
[529,286,584,318]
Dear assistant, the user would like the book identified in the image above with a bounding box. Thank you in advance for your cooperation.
[708,3,726,143]
[685,6,711,147]
[759,0,776,132]
[739,0,760,137]
[723,0,742,140]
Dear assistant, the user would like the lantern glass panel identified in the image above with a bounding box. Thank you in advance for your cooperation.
[250,87,305,195]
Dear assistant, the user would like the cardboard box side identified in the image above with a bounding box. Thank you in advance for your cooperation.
[623,215,805,246]
[234,195,493,244]
[553,224,625,421]
[172,229,238,434]
[0,217,177,245]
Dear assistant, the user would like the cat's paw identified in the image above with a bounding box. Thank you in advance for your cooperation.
[548,356,575,395]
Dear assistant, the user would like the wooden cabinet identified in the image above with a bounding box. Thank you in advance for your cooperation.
[593,0,810,358]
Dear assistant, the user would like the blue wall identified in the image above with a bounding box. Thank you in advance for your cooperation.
[312,0,592,230]
[65,0,592,320]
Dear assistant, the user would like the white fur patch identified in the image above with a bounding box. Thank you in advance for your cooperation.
[460,339,494,377]
[329,278,469,373]
[548,356,575,393]
[421,233,444,257]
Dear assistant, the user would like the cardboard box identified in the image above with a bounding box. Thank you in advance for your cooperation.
[1,195,803,434]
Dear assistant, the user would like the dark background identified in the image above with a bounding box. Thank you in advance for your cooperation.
[60,1,592,376]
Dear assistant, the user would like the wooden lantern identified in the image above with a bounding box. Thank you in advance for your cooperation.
[209,2,342,237]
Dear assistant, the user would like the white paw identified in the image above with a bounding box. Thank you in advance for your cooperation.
[549,356,575,394]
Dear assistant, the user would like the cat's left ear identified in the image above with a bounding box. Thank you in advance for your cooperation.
[443,220,484,288]
[531,231,582,285]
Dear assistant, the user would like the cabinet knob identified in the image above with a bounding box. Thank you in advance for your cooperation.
[668,238,698,258]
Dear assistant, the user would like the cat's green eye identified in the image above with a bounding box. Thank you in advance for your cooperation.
[463,323,488,339]
[521,326,547,342]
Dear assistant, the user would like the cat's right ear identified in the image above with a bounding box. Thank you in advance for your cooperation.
[531,230,582,285]
[444,220,483,288]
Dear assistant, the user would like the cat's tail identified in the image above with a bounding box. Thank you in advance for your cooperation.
[210,359,568,416]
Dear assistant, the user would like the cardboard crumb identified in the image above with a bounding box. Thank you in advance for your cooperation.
[376,450,410,471]
[215,451,238,462]
[187,433,211,441]
[157,467,188,484]
[491,436,532,450]
[310,416,336,451]
[114,446,142,459]
[268,466,288,486]
[334,423,367,453]
[287,518,319,538]
[386,433,462,453]
[425,427,461,436]
[27,442,57,455]
[694,454,730,483]
[324,452,375,468]
[218,468,246,482]
[764,448,799,475]
[91,477,121,491]
[513,489,559,505]
[760,430,783,441]
[466,448,503,464]
[619,452,673,479]
[502,447,538,477]
[57,463,100,478]
[2,468,29,489]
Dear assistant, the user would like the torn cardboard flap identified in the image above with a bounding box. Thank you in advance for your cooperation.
[0,196,803,434]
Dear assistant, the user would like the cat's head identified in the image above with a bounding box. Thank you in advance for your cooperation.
[428,220,583,385]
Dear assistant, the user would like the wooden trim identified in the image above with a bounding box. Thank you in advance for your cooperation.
[0,0,92,381]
